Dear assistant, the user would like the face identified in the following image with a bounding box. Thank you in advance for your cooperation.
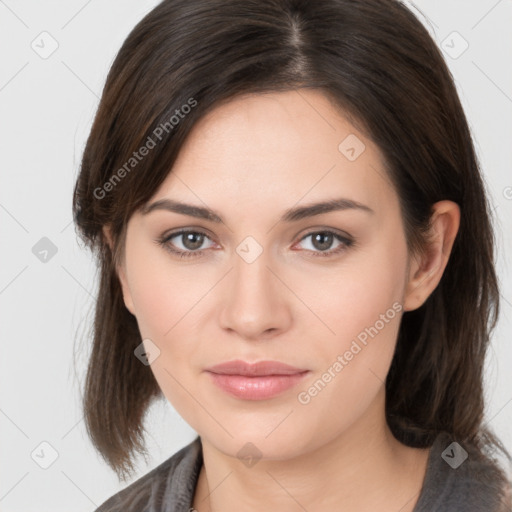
[113,89,415,460]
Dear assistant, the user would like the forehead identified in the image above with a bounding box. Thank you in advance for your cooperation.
[145,90,399,220]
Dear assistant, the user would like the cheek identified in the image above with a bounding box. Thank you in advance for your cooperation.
[295,231,407,407]
[309,232,408,354]
[124,245,211,407]
[125,241,208,339]
[126,251,205,422]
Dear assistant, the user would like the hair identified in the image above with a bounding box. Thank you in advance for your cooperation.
[72,0,511,497]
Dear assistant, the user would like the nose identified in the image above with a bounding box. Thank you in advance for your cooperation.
[218,247,292,341]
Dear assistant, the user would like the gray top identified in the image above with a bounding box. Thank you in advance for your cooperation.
[95,432,510,511]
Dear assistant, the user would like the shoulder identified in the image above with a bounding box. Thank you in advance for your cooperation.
[414,431,512,512]
[94,436,203,512]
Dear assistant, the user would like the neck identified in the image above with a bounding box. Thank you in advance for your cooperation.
[193,388,430,512]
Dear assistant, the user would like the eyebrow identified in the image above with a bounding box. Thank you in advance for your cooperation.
[141,197,374,223]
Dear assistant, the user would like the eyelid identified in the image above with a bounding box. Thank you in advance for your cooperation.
[296,226,353,242]
[161,229,218,254]
[292,228,354,257]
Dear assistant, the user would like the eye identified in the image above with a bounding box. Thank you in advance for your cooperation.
[156,230,216,258]
[156,228,354,259]
[293,230,354,257]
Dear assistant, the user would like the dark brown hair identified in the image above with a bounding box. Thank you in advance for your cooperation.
[72,0,511,493]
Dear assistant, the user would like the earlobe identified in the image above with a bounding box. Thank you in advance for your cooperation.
[402,200,460,312]
[102,224,136,316]
[102,224,115,253]
[118,273,136,316]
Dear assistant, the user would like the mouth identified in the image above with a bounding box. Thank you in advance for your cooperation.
[204,360,310,400]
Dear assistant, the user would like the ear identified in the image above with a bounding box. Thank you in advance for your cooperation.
[403,200,460,312]
[102,224,136,315]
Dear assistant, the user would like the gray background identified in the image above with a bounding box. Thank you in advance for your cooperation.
[1,1,511,510]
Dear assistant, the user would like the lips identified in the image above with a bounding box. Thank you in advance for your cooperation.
[205,360,310,400]
[206,359,310,375]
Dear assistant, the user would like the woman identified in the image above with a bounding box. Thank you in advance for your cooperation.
[72,0,512,510]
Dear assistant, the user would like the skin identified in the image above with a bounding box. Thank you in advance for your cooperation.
[103,89,460,512]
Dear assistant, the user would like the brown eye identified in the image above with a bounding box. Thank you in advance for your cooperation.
[157,230,215,258]
[295,230,354,258]
[310,232,335,251]
[180,232,206,250]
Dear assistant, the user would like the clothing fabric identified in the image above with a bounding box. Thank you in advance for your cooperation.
[95,431,510,511]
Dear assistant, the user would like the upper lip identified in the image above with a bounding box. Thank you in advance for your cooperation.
[205,360,308,376]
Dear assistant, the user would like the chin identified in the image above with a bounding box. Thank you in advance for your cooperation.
[199,420,318,463]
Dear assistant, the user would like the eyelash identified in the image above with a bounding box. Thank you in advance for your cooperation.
[155,229,355,259]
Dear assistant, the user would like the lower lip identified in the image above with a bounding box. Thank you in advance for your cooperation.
[206,371,310,400]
